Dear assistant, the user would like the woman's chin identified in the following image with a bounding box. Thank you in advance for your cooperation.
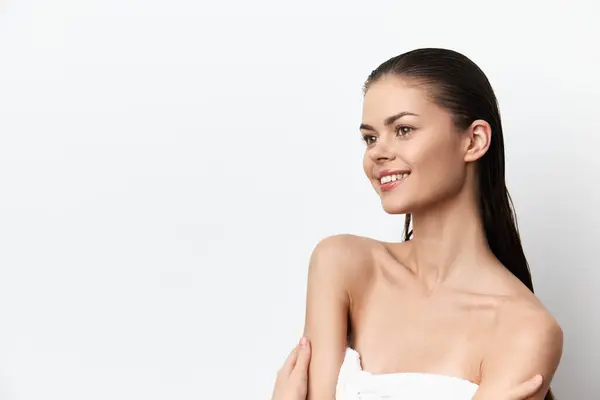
[380,200,410,215]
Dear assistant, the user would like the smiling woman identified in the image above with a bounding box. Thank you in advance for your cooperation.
[302,48,562,400]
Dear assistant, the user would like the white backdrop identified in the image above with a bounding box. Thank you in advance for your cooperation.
[0,0,598,399]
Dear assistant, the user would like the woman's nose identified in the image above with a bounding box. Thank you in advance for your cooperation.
[369,140,396,163]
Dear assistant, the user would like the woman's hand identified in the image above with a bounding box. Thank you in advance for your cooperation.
[505,374,544,399]
[271,337,311,400]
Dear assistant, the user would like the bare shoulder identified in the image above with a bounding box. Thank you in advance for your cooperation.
[309,234,379,284]
[482,293,563,386]
[480,262,562,343]
[475,299,563,399]
[311,233,376,258]
[489,267,563,346]
[495,297,563,353]
[303,234,381,399]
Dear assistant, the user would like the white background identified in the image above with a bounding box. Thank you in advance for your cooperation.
[0,0,598,399]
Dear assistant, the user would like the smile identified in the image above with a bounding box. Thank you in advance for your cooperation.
[379,173,409,184]
[378,171,410,192]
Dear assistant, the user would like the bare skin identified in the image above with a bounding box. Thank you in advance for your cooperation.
[303,76,563,400]
[272,338,312,400]
[272,338,545,400]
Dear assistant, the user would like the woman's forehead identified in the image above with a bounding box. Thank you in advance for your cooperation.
[362,78,445,124]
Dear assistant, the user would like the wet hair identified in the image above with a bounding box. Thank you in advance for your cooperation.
[362,48,554,400]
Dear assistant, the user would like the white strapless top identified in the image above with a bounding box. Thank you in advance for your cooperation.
[336,348,479,400]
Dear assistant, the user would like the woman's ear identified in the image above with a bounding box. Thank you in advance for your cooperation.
[464,119,492,163]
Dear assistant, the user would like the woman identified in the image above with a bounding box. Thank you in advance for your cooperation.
[271,337,545,400]
[303,49,563,400]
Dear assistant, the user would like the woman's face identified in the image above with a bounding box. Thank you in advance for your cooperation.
[361,76,472,215]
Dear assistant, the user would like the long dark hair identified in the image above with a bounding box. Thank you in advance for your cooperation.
[363,48,553,400]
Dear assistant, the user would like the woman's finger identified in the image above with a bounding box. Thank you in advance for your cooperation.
[507,375,543,399]
[291,337,311,379]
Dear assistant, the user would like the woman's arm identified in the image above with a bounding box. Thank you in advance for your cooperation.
[302,235,367,400]
[472,311,563,400]
[271,337,545,400]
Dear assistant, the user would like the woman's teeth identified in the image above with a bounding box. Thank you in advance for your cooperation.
[380,173,409,184]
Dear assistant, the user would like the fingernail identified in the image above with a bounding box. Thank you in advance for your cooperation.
[299,337,308,348]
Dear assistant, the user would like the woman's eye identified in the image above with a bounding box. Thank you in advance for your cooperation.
[362,135,377,145]
[396,126,413,136]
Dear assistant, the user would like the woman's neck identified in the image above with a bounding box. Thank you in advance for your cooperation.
[406,192,494,292]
